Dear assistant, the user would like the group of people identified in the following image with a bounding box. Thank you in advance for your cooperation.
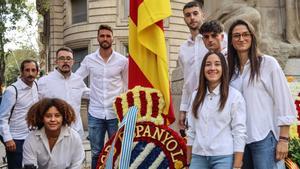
[179,1,297,169]
[0,25,127,169]
[0,1,298,169]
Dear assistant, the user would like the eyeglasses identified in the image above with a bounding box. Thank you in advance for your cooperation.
[57,56,73,62]
[232,32,252,40]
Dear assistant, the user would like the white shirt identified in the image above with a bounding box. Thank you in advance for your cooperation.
[0,78,39,141]
[187,85,247,156]
[23,126,84,169]
[178,34,208,111]
[75,49,128,119]
[38,69,90,138]
[230,55,297,143]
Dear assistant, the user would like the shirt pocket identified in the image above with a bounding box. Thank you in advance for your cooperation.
[106,62,123,77]
[90,66,104,78]
[71,88,82,102]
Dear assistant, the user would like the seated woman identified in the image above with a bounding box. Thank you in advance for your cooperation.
[186,51,247,169]
[22,98,84,169]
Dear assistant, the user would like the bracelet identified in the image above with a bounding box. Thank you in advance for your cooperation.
[279,136,289,141]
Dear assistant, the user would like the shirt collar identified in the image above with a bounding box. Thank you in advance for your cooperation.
[206,83,221,96]
[187,34,202,45]
[35,126,71,140]
[234,59,250,74]
[17,78,33,89]
[53,68,71,79]
[96,48,115,63]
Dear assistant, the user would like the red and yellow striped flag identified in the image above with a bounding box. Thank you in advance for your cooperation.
[129,0,175,125]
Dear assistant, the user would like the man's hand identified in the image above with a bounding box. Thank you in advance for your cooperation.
[5,140,16,152]
[178,111,187,130]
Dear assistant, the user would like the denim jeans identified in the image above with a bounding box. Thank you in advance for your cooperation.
[242,131,277,169]
[0,135,24,169]
[88,114,118,169]
[190,154,233,169]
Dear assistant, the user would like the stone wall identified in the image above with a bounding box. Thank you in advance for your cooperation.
[171,0,300,129]
[45,0,190,74]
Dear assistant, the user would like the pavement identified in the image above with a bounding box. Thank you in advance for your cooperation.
[0,132,92,169]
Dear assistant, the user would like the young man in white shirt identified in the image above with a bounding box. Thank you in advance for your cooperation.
[0,59,39,169]
[38,47,89,139]
[199,20,227,55]
[178,1,208,135]
[76,24,128,169]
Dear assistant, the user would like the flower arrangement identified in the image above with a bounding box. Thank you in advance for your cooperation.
[288,137,300,167]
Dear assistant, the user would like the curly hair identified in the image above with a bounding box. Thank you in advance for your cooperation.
[27,98,76,130]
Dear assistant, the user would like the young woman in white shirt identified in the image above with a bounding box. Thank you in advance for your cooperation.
[23,98,84,169]
[227,19,297,169]
[187,51,247,169]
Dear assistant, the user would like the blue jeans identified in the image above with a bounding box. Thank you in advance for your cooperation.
[242,131,277,169]
[88,114,118,169]
[190,154,233,169]
[0,135,24,169]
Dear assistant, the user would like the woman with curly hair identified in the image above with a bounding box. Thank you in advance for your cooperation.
[22,98,84,169]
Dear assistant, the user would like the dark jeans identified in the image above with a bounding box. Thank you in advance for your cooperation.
[0,135,24,169]
[88,114,118,169]
[242,131,277,169]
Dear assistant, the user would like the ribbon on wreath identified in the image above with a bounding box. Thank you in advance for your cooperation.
[105,106,138,169]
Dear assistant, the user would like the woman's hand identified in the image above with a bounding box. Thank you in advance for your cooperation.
[276,140,288,160]
[233,152,243,168]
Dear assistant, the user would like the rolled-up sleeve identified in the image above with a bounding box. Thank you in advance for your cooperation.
[69,133,85,169]
[22,135,38,167]
[231,93,247,152]
[271,67,297,126]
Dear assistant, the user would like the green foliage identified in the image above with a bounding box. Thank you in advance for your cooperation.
[288,137,300,165]
[0,0,32,86]
[5,48,38,85]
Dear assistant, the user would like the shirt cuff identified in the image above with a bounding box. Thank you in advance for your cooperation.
[186,138,194,146]
[233,138,246,152]
[277,115,297,126]
[3,133,13,142]
[180,104,189,112]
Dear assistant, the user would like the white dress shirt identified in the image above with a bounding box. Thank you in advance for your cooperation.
[75,49,128,119]
[23,126,84,169]
[0,78,39,142]
[178,34,228,112]
[178,34,208,111]
[230,55,297,143]
[187,85,247,156]
[38,69,90,138]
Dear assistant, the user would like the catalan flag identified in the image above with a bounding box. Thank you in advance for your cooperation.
[129,0,175,125]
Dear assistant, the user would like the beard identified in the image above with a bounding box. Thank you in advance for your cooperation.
[58,65,71,74]
[100,41,112,49]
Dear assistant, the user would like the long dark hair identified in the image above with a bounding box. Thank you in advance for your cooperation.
[192,51,229,119]
[227,19,262,82]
